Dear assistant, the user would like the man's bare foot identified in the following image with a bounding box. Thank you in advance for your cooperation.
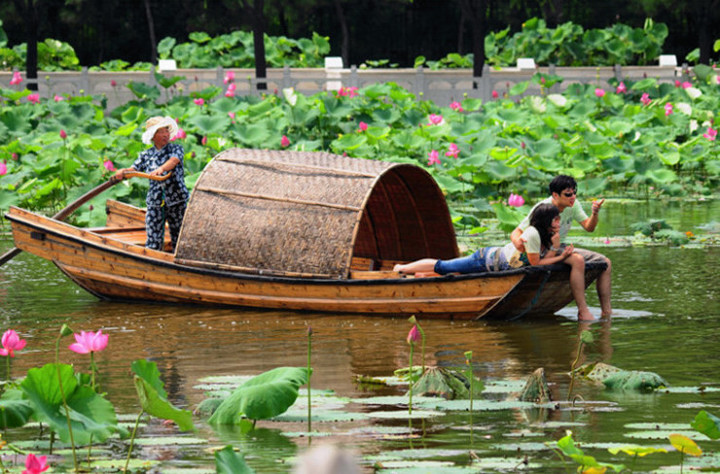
[578,310,596,321]
[393,264,405,273]
[600,310,612,319]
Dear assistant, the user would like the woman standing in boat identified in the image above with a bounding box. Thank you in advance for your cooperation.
[114,116,189,252]
[394,203,573,275]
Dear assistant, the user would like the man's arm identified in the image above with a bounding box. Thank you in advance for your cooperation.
[579,198,605,233]
[510,227,525,250]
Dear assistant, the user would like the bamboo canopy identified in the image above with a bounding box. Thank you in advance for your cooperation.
[175,149,459,278]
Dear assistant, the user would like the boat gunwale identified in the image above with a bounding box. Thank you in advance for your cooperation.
[6,207,606,287]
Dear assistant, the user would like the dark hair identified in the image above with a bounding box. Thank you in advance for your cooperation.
[548,175,577,195]
[529,203,560,250]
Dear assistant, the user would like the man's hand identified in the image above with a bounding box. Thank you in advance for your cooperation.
[591,198,605,215]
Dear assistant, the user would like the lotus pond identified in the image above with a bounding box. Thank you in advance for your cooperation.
[0,199,719,473]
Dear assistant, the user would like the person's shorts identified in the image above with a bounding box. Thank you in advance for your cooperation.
[434,247,508,274]
[560,246,609,264]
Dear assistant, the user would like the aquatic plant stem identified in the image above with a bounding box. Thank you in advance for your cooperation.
[124,410,144,473]
[464,351,473,447]
[55,330,79,473]
[307,327,312,434]
[567,334,586,401]
[408,343,414,415]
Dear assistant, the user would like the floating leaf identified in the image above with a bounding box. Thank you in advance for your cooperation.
[132,359,194,431]
[208,367,309,425]
[691,410,720,440]
[215,445,254,474]
[607,445,668,457]
[669,433,702,456]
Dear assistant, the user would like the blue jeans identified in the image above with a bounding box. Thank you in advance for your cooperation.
[434,247,507,275]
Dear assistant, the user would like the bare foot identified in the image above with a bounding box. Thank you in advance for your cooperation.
[393,264,404,273]
[578,310,596,322]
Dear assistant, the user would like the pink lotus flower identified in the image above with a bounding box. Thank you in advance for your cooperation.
[111,79,117,87]
[228,112,236,120]
[172,127,186,141]
[27,93,40,104]
[224,71,235,84]
[641,93,651,106]
[337,86,358,98]
[665,103,673,116]
[616,82,627,94]
[23,453,49,474]
[508,193,525,207]
[68,330,108,354]
[103,160,116,172]
[492,90,499,99]
[59,129,67,140]
[407,325,420,344]
[594,88,605,98]
[224,89,235,98]
[449,101,463,112]
[427,149,441,166]
[10,71,22,85]
[11,153,18,161]
[681,81,692,89]
[428,114,443,125]
[193,98,205,106]
[445,143,459,159]
[674,80,681,88]
[358,121,368,132]
[201,136,207,145]
[0,330,26,358]
[703,127,717,141]
[281,135,290,148]
[0,161,7,176]
[54,94,64,102]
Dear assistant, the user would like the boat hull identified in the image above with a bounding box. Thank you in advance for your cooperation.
[6,205,606,320]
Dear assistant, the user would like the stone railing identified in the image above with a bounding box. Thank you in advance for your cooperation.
[1,61,687,110]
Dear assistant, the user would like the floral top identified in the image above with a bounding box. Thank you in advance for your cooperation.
[132,143,189,208]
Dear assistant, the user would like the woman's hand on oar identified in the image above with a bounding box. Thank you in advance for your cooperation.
[112,169,172,183]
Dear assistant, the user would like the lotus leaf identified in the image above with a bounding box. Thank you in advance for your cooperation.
[576,362,668,391]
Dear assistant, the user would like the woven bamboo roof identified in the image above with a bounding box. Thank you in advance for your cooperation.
[174,149,459,278]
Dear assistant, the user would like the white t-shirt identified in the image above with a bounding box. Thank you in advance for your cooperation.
[518,197,589,243]
[500,226,542,268]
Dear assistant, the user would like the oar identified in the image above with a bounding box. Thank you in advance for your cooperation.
[0,171,171,267]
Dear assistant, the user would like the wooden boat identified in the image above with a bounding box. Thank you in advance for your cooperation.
[5,149,606,320]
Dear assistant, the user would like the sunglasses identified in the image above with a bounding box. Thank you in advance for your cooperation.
[562,191,577,197]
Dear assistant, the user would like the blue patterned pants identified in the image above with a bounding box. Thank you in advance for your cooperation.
[145,201,187,251]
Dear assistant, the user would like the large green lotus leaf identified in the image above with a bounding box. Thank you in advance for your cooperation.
[20,363,119,445]
[691,410,720,440]
[372,107,401,124]
[131,359,194,432]
[0,107,33,134]
[208,367,308,425]
[331,133,367,152]
[0,388,34,429]
[234,123,271,147]
[246,99,274,117]
[186,115,228,136]
[215,445,254,474]
[320,96,353,119]
[391,129,424,149]
[577,362,668,391]
[127,81,161,100]
[645,168,677,184]
[532,137,561,157]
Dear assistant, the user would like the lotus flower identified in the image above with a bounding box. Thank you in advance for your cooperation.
[281,135,290,148]
[201,136,207,145]
[54,94,64,102]
[358,121,368,132]
[103,160,116,172]
[508,193,525,207]
[60,129,67,139]
[193,98,204,106]
[616,82,627,94]
[0,330,26,357]
[68,330,108,354]
[0,161,7,176]
[173,127,186,140]
[224,89,235,98]
[492,90,499,99]
[27,93,40,104]
[111,79,117,87]
[703,127,717,141]
[23,453,49,474]
[427,150,440,166]
[665,103,673,116]
[594,88,605,98]
[224,71,235,84]
[428,114,443,125]
[449,101,463,112]
[10,71,22,85]
[445,143,459,159]
[407,325,420,344]
[228,112,236,120]
[641,93,651,106]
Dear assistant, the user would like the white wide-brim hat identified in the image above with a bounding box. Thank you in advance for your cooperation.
[141,116,179,145]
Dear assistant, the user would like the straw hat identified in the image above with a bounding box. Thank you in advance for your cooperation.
[141,116,179,145]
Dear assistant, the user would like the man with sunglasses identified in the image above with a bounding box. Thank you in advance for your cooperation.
[510,175,612,321]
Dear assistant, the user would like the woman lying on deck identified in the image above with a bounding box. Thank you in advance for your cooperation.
[394,203,574,276]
